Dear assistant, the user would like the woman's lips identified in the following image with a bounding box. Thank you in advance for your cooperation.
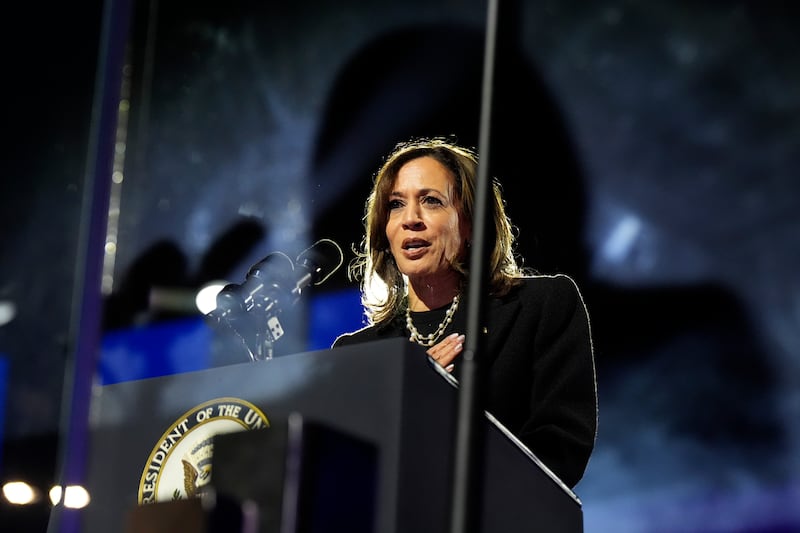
[401,239,429,259]
[402,246,427,259]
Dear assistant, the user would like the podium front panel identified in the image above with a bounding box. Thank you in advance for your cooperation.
[84,338,582,532]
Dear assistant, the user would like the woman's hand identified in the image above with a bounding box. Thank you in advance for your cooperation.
[425,332,465,372]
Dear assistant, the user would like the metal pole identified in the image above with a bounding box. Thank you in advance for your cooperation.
[448,0,500,531]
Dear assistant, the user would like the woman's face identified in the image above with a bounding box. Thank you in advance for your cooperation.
[384,156,470,284]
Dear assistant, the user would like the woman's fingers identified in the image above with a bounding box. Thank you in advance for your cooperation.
[426,333,465,370]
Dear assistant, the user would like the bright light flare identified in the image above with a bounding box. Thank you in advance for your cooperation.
[3,481,40,505]
[49,485,91,509]
[0,300,16,327]
[196,281,227,314]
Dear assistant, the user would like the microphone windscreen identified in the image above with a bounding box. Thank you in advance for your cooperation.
[296,238,344,285]
[246,251,295,282]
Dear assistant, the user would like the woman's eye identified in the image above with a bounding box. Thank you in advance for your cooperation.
[422,196,443,206]
[388,199,403,210]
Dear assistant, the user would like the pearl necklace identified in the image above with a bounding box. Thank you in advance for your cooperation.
[406,295,460,347]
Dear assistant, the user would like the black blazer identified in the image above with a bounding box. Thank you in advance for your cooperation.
[333,274,598,488]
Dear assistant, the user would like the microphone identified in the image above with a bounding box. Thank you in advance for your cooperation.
[210,251,296,321]
[293,238,344,289]
[206,239,344,361]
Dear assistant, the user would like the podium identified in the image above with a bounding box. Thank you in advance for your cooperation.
[84,338,583,532]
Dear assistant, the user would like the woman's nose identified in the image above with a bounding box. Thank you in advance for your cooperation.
[402,205,424,228]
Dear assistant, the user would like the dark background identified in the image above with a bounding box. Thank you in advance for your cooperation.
[2,1,799,531]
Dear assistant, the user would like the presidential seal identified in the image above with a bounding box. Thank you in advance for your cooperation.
[138,397,269,504]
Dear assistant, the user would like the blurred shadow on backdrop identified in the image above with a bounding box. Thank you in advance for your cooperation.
[309,20,589,288]
[102,218,266,331]
[100,218,274,371]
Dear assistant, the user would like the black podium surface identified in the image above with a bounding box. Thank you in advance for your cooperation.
[84,338,582,532]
